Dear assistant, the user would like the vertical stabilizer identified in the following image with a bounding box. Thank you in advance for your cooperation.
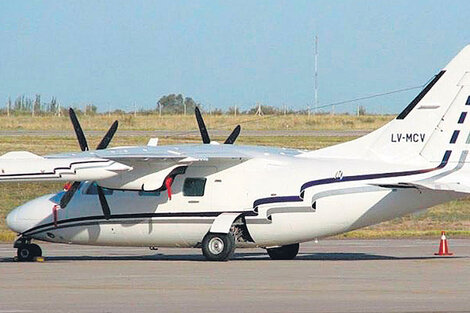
[303,45,470,166]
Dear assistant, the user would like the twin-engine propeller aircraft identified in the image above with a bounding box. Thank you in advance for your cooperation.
[3,46,470,261]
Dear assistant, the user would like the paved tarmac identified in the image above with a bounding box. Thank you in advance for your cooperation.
[0,129,368,137]
[0,239,469,313]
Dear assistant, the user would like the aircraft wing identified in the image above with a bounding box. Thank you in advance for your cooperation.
[94,145,248,163]
[48,145,250,164]
[0,145,250,186]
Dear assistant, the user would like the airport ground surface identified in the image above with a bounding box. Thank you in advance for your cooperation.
[0,239,469,313]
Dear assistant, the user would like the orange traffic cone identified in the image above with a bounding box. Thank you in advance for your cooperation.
[434,231,453,256]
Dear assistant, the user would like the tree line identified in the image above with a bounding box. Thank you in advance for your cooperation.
[2,93,370,116]
[3,95,61,115]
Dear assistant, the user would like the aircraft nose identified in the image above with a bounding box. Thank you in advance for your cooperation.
[6,207,24,233]
[6,194,56,234]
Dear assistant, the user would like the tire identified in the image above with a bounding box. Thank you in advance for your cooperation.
[267,243,299,260]
[202,232,235,261]
[17,244,35,262]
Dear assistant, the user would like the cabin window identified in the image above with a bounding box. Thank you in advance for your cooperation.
[183,178,207,197]
[138,190,161,197]
[85,182,113,195]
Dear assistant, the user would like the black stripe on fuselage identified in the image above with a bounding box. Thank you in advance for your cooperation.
[253,195,303,208]
[22,210,256,237]
[301,150,450,190]
[26,218,217,237]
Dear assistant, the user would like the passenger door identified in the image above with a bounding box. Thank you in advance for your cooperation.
[171,166,217,212]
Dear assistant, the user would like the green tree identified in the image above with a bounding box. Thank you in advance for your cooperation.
[157,94,201,114]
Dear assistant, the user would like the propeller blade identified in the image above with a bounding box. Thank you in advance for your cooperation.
[96,120,119,150]
[60,181,81,208]
[224,125,241,144]
[96,185,111,220]
[195,107,211,144]
[69,108,89,151]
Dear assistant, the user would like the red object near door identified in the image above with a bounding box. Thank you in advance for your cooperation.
[165,176,173,200]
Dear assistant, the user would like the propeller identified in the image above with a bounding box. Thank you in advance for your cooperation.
[194,107,241,144]
[96,185,111,220]
[69,108,89,151]
[195,107,211,144]
[224,125,241,144]
[60,108,118,221]
[96,120,119,150]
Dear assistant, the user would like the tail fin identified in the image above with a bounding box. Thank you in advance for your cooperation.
[306,45,470,165]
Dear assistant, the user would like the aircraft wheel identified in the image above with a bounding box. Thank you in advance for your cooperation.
[202,232,235,261]
[267,243,299,260]
[17,244,35,262]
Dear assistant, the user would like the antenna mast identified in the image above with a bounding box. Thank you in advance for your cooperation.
[314,35,318,114]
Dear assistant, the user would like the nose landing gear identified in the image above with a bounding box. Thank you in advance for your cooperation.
[17,244,42,262]
[14,237,43,262]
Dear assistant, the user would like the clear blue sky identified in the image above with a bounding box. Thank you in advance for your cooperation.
[1,1,469,114]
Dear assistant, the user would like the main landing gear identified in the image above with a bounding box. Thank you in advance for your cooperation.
[14,237,42,262]
[200,231,300,261]
[202,232,236,261]
[267,243,299,260]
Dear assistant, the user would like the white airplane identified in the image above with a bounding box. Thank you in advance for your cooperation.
[3,46,470,262]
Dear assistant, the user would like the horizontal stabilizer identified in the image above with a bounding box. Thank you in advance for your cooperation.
[373,180,470,194]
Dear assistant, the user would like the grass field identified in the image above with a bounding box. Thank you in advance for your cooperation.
[0,114,469,242]
[0,113,393,131]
